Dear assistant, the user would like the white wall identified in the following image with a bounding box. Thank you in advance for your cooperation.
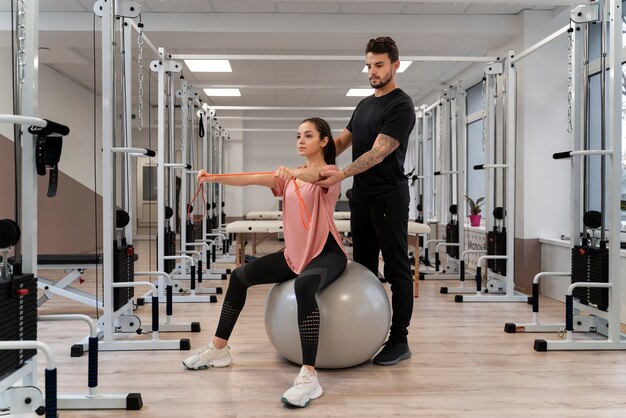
[38,65,103,193]
[0,46,13,139]
[240,117,352,217]
[0,47,103,194]
[516,10,572,240]
[222,119,244,219]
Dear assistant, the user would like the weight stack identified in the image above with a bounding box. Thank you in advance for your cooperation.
[0,274,37,379]
[571,245,609,311]
[486,230,507,275]
[187,220,203,243]
[111,239,136,312]
[156,227,176,273]
[445,221,459,259]
[165,227,176,273]
[186,221,195,244]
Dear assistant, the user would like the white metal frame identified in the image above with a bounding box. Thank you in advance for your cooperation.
[420,85,467,281]
[455,50,527,303]
[520,0,626,351]
[97,0,185,351]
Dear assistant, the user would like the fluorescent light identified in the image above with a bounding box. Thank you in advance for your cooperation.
[203,88,241,97]
[362,61,412,73]
[185,60,232,72]
[346,88,374,97]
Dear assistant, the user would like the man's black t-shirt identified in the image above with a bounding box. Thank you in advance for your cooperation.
[346,88,416,201]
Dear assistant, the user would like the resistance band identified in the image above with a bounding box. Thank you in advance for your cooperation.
[189,172,312,229]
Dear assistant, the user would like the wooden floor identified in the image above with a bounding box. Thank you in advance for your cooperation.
[26,238,626,418]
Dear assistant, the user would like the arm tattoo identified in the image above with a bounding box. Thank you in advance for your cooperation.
[342,134,400,178]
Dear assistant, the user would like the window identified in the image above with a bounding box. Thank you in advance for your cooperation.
[587,6,626,232]
[142,165,158,201]
[466,82,486,221]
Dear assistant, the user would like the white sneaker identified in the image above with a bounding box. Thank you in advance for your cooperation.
[182,342,233,370]
[280,366,323,408]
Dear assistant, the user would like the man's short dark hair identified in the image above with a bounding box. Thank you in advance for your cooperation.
[366,37,399,63]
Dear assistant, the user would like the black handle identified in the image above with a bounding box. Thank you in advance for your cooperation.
[433,171,441,176]
[553,151,572,160]
[532,283,539,313]
[460,260,465,282]
[144,149,156,157]
[473,164,485,170]
[166,285,173,316]
[152,296,159,332]
[88,337,98,389]
[29,119,70,136]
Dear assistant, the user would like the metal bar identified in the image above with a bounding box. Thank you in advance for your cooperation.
[156,47,166,284]
[196,83,436,90]
[599,1,607,241]
[215,116,351,121]
[167,71,175,230]
[100,0,115,344]
[223,128,344,133]
[505,50,516,296]
[456,86,466,258]
[570,150,612,156]
[572,20,586,248]
[171,53,498,62]
[0,115,45,126]
[511,25,569,63]
[209,106,356,111]
[21,0,39,275]
[607,0,622,344]
[0,342,55,369]
[122,18,134,242]
[180,80,189,261]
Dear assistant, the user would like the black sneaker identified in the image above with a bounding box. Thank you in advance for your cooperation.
[372,339,412,366]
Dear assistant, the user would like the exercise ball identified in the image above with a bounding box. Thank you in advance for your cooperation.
[264,261,391,369]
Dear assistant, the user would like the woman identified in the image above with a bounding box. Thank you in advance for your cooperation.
[183,117,347,408]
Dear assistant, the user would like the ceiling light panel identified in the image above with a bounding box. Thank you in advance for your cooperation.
[185,60,232,72]
[346,89,374,97]
[204,88,241,97]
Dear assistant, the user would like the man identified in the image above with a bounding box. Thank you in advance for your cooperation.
[298,36,416,365]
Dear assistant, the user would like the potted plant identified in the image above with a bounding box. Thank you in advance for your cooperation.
[465,195,485,227]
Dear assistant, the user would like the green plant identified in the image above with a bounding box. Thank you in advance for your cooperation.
[465,195,485,216]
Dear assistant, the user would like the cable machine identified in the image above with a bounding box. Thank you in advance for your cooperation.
[453,48,527,303]
[506,1,626,351]
[199,104,235,266]
[420,85,467,281]
[441,63,499,295]
[93,0,190,351]
[0,0,143,413]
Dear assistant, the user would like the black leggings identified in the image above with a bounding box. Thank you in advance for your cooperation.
[215,234,347,367]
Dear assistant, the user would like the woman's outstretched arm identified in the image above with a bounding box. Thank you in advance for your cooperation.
[197,170,276,188]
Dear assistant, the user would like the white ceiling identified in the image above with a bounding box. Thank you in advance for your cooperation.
[0,0,583,113]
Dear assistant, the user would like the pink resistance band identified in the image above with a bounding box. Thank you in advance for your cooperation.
[190,172,312,229]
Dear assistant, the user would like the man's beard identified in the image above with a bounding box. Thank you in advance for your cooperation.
[370,73,391,89]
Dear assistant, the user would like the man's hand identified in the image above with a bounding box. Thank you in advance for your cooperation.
[290,166,324,183]
[315,166,344,187]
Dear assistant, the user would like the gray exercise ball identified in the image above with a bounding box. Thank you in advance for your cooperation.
[264,261,391,369]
